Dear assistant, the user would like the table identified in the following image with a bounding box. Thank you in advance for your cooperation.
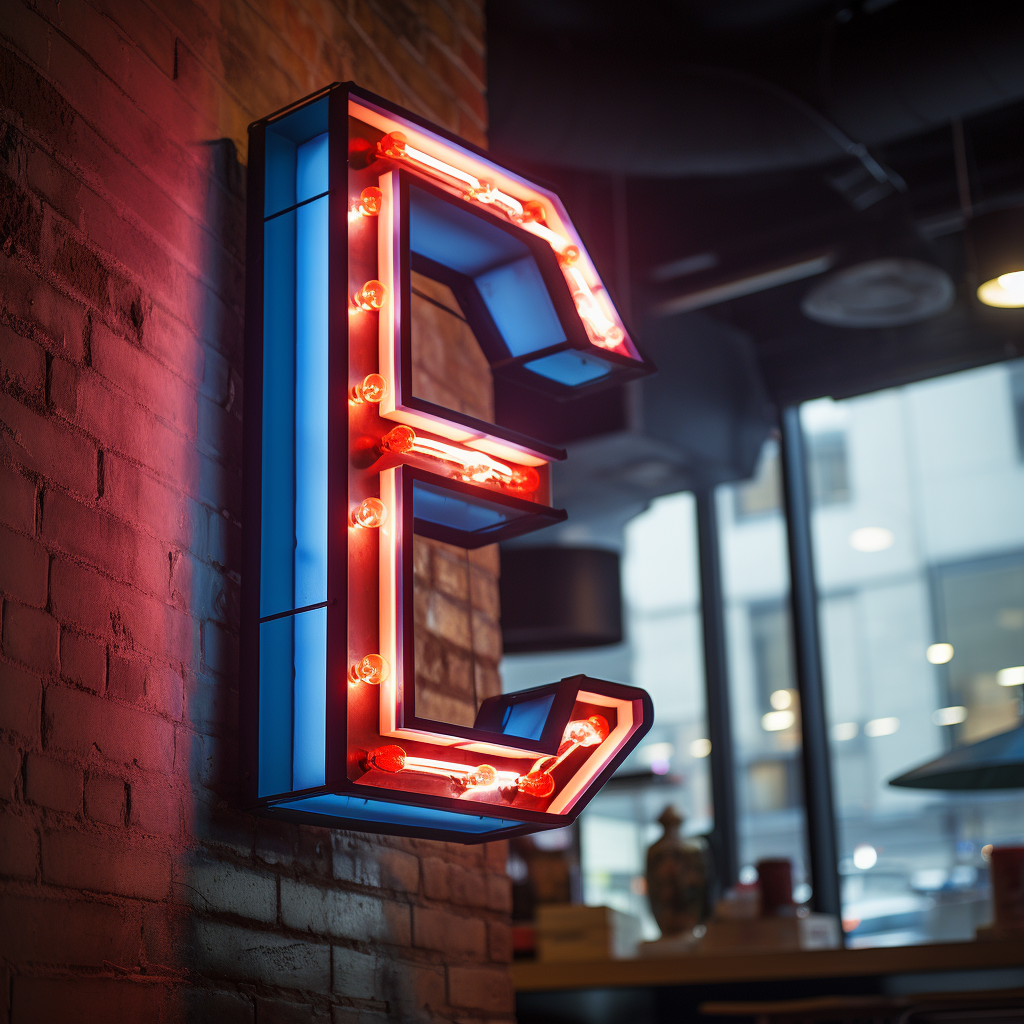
[513,941,1024,1024]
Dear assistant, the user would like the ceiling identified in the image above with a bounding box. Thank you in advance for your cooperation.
[487,0,1024,423]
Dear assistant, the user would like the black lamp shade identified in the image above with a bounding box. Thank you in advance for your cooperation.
[500,547,622,652]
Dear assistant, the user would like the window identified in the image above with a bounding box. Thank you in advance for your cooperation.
[502,493,709,937]
[803,358,1024,948]
[718,444,809,893]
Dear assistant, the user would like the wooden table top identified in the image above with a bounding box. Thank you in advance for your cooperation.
[512,939,1024,993]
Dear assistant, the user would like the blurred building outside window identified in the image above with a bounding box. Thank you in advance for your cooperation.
[803,358,1024,948]
[501,493,710,939]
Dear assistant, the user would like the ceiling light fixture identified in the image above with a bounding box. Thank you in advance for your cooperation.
[969,206,1024,309]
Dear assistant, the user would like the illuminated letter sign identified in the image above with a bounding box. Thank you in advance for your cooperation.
[242,84,654,841]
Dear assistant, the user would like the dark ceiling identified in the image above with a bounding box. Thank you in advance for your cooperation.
[486,0,1024,423]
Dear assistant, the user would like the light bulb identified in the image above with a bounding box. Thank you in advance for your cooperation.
[465,764,498,789]
[359,186,383,216]
[978,270,1024,308]
[517,771,556,799]
[365,744,406,773]
[350,653,389,685]
[354,280,386,311]
[352,497,387,528]
[355,373,387,404]
[377,131,407,159]
[381,425,416,454]
[557,245,580,266]
[509,466,540,493]
[564,715,609,747]
[517,199,546,224]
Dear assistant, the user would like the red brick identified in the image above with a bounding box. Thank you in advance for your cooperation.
[91,319,198,437]
[331,946,379,1000]
[50,359,197,494]
[0,810,37,878]
[45,684,175,774]
[0,391,97,498]
[146,661,184,720]
[190,920,329,992]
[60,628,106,692]
[108,649,146,702]
[390,962,447,1018]
[0,322,46,397]
[488,919,513,963]
[42,488,170,599]
[25,752,82,813]
[281,879,410,944]
[12,976,169,1024]
[129,776,180,836]
[41,826,172,899]
[447,964,512,1013]
[448,862,488,907]
[2,600,58,673]
[486,872,513,913]
[421,856,449,900]
[0,740,21,799]
[413,905,486,956]
[84,772,125,825]
[180,856,277,922]
[0,525,48,606]
[50,556,193,663]
[380,847,420,893]
[100,450,191,550]
[0,462,35,534]
[0,660,42,737]
[0,893,141,966]
[183,987,255,1024]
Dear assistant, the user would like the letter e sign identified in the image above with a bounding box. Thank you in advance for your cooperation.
[242,84,655,841]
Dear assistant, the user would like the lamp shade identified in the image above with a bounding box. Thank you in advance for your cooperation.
[888,723,1024,791]
[500,547,622,652]
[969,206,1024,308]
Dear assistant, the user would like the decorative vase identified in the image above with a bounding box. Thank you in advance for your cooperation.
[645,804,714,937]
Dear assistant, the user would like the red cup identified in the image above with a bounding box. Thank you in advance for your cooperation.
[990,846,1024,929]
[757,858,794,917]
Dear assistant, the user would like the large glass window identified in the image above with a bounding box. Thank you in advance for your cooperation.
[718,441,810,896]
[803,358,1024,948]
[502,493,709,936]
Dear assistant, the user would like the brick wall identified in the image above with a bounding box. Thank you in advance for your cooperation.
[0,1,515,1022]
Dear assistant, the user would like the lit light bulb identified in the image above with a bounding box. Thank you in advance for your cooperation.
[350,653,389,685]
[516,199,547,224]
[509,466,540,493]
[557,245,580,266]
[465,764,498,789]
[377,131,407,159]
[352,497,387,528]
[354,373,387,404]
[365,744,406,773]
[564,715,609,747]
[978,270,1024,308]
[354,280,386,312]
[381,425,416,454]
[359,186,383,216]
[517,771,556,798]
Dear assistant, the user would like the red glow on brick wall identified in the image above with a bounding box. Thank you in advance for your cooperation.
[0,2,513,1022]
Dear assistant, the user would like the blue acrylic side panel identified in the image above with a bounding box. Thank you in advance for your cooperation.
[296,133,328,202]
[525,350,611,386]
[260,213,296,620]
[475,256,566,357]
[409,185,529,276]
[264,131,297,217]
[293,190,329,610]
[413,480,526,533]
[292,605,327,789]
[502,693,556,741]
[259,615,294,796]
[276,794,523,833]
